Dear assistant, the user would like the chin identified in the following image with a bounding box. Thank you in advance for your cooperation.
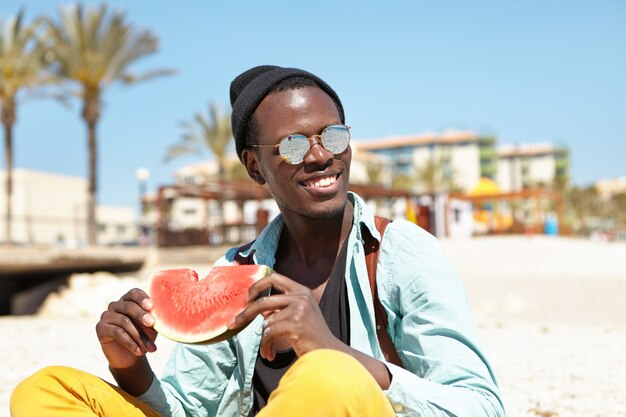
[281,195,348,220]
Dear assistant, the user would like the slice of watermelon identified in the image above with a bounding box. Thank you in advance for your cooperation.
[148,265,271,344]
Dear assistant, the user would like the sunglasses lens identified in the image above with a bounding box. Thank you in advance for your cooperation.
[279,135,309,164]
[322,125,350,154]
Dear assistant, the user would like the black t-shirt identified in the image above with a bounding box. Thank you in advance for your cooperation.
[249,238,351,415]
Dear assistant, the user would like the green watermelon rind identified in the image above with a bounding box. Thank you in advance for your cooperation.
[148,265,271,344]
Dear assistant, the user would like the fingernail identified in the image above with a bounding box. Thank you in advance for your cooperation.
[143,299,153,310]
[147,341,157,351]
[143,314,155,326]
[227,318,237,329]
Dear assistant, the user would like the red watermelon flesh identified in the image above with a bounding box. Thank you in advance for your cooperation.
[148,265,271,344]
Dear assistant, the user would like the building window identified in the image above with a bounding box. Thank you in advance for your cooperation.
[98,224,106,232]
[183,208,197,216]
[117,225,126,234]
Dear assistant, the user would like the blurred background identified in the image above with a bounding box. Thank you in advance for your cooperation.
[0,1,625,416]
[0,0,625,250]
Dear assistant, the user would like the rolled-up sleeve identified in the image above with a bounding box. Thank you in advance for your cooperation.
[139,339,237,417]
[379,221,505,416]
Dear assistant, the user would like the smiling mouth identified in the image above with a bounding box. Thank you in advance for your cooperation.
[302,174,340,188]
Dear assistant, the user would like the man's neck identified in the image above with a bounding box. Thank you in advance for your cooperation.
[278,200,354,269]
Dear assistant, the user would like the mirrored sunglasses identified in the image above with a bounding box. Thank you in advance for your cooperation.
[249,124,351,165]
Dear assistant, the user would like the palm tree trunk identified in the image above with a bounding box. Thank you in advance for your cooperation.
[2,98,15,246]
[86,119,98,245]
[83,93,100,246]
[3,122,13,246]
[218,161,226,243]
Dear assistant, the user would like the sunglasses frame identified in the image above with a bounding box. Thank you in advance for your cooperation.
[248,124,351,165]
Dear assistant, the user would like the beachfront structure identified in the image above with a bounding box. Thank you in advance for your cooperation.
[355,131,569,195]
[595,176,626,200]
[0,169,137,246]
[172,148,391,188]
[161,148,392,233]
[496,143,570,192]
[164,158,278,236]
[354,130,496,193]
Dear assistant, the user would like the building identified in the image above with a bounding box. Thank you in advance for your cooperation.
[347,144,393,186]
[355,132,569,194]
[161,157,277,234]
[496,143,570,192]
[162,148,393,233]
[355,130,495,193]
[0,169,137,246]
[595,177,626,200]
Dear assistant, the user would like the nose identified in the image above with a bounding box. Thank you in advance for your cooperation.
[303,135,333,166]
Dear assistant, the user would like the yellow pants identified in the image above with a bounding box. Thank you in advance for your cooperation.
[11,349,395,417]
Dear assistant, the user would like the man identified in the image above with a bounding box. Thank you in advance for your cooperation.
[11,65,505,417]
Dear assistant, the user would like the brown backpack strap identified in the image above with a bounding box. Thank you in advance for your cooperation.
[363,216,404,368]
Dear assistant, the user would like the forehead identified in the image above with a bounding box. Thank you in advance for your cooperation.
[254,86,341,141]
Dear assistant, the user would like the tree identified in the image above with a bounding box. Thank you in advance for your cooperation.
[414,156,462,194]
[365,161,383,186]
[611,192,626,231]
[0,10,48,245]
[568,186,603,235]
[164,102,233,235]
[44,3,173,245]
[164,102,232,182]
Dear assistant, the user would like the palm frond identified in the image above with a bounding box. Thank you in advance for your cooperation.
[44,3,174,91]
[165,101,233,178]
[120,68,177,84]
[0,10,49,100]
[163,143,201,163]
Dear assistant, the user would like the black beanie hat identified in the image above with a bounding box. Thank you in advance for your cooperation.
[230,65,345,160]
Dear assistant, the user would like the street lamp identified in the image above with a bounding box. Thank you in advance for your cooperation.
[136,167,150,244]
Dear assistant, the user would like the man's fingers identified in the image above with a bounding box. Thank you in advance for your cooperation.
[99,309,157,354]
[245,273,305,302]
[120,288,153,311]
[110,299,155,329]
[97,320,145,356]
[259,316,296,361]
[228,294,298,329]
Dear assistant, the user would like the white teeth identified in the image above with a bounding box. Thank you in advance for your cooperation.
[305,175,337,188]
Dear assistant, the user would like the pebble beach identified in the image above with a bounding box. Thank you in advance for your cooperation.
[2,235,625,417]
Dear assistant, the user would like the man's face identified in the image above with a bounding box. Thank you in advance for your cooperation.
[242,86,351,220]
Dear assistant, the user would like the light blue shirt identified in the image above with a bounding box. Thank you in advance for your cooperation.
[139,192,505,417]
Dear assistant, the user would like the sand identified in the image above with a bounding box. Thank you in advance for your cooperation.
[1,235,625,417]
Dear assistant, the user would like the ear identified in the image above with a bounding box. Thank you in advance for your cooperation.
[241,149,266,185]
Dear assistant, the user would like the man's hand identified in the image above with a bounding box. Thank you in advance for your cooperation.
[96,288,158,370]
[228,273,342,361]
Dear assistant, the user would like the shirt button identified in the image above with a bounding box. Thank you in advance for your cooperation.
[394,403,405,412]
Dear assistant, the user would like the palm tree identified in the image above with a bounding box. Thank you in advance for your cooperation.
[365,161,383,186]
[44,3,173,245]
[414,156,461,194]
[0,10,48,245]
[164,102,232,182]
[164,102,232,237]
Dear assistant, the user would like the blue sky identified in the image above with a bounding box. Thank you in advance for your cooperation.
[1,1,625,210]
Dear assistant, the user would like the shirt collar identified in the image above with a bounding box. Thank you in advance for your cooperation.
[349,191,381,243]
[236,192,380,266]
